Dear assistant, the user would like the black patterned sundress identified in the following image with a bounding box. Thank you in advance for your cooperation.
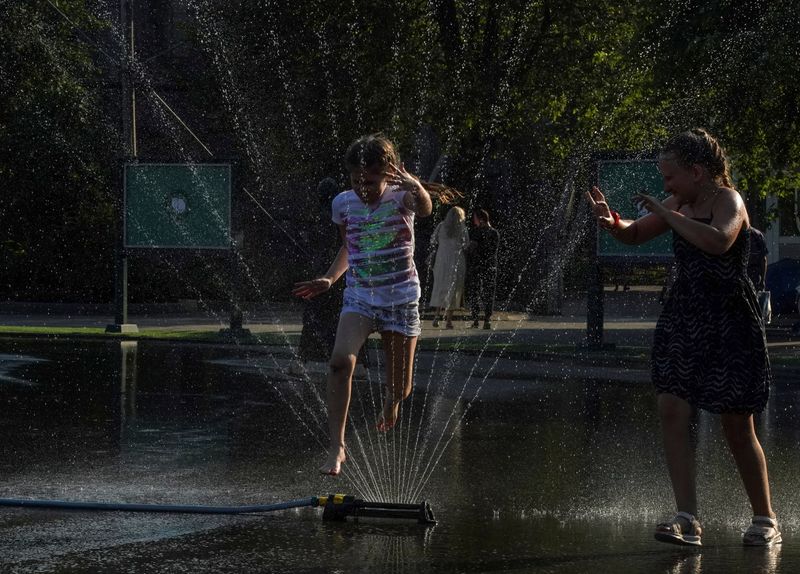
[652,220,771,414]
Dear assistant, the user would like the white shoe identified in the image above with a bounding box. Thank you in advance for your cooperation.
[743,515,782,546]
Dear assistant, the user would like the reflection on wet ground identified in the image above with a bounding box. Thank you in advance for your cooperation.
[0,339,797,573]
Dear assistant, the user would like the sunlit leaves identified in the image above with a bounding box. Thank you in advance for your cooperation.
[0,0,116,301]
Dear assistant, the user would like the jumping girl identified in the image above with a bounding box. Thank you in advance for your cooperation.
[293,134,456,476]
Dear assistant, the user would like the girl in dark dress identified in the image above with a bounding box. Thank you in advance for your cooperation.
[586,129,780,547]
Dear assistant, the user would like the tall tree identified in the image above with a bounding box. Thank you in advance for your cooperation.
[0,0,117,301]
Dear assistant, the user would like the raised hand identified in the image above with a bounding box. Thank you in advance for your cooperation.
[291,277,332,300]
[584,186,615,229]
[386,161,423,192]
[632,192,666,217]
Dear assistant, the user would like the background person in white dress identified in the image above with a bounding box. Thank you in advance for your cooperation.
[428,206,468,328]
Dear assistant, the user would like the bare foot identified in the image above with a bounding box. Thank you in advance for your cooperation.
[377,399,401,432]
[319,445,346,475]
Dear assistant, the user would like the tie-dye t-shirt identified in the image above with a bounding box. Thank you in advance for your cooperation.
[332,187,420,307]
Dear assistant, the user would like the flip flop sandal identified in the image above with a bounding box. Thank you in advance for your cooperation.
[655,511,702,546]
[743,515,782,546]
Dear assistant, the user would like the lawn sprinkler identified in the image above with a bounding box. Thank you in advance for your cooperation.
[319,494,436,525]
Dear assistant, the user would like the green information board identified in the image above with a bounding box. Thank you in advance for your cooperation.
[125,163,231,249]
[596,159,672,259]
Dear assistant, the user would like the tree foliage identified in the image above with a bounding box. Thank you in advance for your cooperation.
[2,0,799,304]
[642,0,800,207]
[0,0,117,301]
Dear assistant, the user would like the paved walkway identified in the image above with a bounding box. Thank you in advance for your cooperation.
[2,288,798,385]
[1,287,797,347]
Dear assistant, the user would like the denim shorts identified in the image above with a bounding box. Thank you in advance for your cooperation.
[342,294,421,337]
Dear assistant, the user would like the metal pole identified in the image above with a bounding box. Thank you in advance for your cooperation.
[219,232,251,340]
[584,188,604,350]
[585,260,604,350]
[107,0,138,333]
[128,0,138,160]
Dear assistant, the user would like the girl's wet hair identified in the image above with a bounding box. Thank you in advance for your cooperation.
[660,128,734,188]
[344,134,462,204]
[344,134,399,170]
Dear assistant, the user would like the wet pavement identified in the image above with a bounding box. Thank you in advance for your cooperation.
[0,338,798,573]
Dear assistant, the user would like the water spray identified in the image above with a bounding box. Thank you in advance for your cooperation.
[0,494,436,525]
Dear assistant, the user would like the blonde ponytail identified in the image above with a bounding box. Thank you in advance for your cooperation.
[660,128,734,189]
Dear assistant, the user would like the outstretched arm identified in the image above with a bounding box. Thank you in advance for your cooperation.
[634,188,745,255]
[292,225,349,299]
[585,186,673,245]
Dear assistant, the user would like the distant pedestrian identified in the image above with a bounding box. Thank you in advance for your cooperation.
[428,206,469,329]
[466,208,500,329]
[747,227,768,291]
[587,128,780,547]
[747,227,771,323]
[299,177,343,361]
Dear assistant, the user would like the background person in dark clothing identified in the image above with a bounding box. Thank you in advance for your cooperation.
[747,227,768,291]
[466,208,500,329]
[299,177,344,361]
[747,227,770,323]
